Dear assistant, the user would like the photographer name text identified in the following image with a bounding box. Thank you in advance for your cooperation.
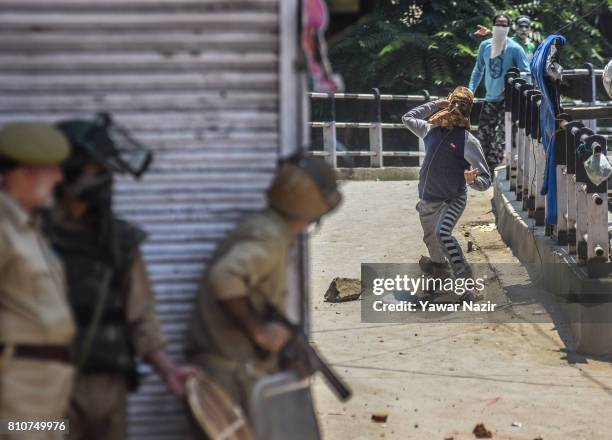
[372,300,497,313]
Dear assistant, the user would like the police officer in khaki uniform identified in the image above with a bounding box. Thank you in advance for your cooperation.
[43,115,195,440]
[0,123,75,439]
[187,155,342,422]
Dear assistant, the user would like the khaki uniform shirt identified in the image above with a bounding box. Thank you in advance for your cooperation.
[0,191,75,421]
[0,192,75,346]
[187,208,293,374]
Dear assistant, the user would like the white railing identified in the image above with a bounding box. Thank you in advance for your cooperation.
[504,65,611,277]
[309,79,610,169]
[308,89,438,168]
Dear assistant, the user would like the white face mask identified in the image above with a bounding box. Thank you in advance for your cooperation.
[491,25,509,59]
[516,23,531,40]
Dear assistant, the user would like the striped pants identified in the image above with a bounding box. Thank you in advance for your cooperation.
[416,193,468,276]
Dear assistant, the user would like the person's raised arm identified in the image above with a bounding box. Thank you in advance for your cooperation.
[401,100,444,139]
[474,25,491,37]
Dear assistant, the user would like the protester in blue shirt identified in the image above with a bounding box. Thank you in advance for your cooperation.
[469,13,530,170]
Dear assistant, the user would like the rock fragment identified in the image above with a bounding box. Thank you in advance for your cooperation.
[472,423,492,438]
[371,413,388,423]
[324,277,362,302]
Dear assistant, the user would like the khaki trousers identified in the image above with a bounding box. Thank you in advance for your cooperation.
[67,373,128,440]
[0,358,74,440]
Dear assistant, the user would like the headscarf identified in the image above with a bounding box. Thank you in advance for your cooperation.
[428,86,474,130]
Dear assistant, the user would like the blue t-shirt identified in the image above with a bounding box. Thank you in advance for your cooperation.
[468,38,530,102]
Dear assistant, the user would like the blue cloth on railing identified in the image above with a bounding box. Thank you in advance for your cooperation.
[530,34,566,225]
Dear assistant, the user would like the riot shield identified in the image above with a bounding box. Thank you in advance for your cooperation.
[249,371,321,440]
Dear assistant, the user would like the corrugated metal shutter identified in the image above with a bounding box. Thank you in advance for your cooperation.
[0,1,286,438]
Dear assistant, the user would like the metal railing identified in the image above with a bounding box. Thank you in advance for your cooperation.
[504,64,611,277]
[308,68,610,168]
[308,88,436,168]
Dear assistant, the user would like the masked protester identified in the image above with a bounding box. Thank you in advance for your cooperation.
[0,123,75,439]
[469,13,530,170]
[186,155,342,436]
[402,87,491,298]
[512,16,536,60]
[44,114,196,440]
[474,15,536,60]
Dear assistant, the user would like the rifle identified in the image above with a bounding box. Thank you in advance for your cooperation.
[266,305,352,402]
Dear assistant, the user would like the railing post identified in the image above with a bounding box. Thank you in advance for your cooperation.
[583,62,598,133]
[584,134,610,277]
[553,114,569,244]
[510,78,526,191]
[323,93,337,168]
[526,91,541,216]
[523,89,538,211]
[504,69,520,179]
[516,82,532,201]
[575,127,594,262]
[563,120,583,251]
[370,88,383,168]
[533,97,545,225]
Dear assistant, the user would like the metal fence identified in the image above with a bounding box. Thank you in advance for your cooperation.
[308,89,458,167]
[504,64,611,277]
[308,67,610,168]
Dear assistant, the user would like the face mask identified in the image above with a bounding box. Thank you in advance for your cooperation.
[584,152,612,186]
[491,25,509,59]
[515,18,531,40]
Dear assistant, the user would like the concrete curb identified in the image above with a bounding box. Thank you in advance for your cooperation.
[335,167,419,181]
[493,168,612,356]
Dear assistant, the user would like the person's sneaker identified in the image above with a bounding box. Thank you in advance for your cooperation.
[418,255,434,274]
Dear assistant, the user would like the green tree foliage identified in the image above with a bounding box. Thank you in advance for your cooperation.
[328,0,611,95]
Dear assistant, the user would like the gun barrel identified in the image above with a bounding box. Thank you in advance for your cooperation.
[310,349,353,401]
[268,304,353,402]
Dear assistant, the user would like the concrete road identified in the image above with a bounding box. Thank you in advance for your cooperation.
[309,181,612,440]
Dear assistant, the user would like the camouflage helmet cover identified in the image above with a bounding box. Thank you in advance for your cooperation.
[267,155,342,222]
